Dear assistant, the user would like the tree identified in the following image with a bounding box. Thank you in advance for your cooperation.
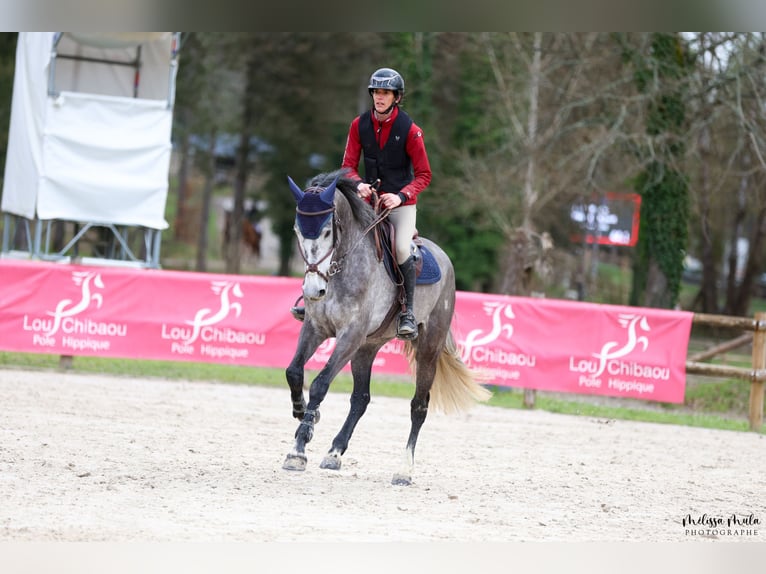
[674,33,766,316]
[250,33,381,276]
[172,33,245,272]
[625,33,693,309]
[715,34,766,316]
[0,33,17,183]
[452,33,634,296]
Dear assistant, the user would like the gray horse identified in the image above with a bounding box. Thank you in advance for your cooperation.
[283,169,491,485]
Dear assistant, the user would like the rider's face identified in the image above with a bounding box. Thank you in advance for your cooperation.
[372,89,396,114]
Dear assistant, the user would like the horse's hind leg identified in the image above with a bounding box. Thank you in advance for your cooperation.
[392,338,439,486]
[320,344,380,470]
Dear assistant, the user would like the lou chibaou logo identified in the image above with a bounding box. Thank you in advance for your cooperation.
[161,280,265,359]
[569,313,669,394]
[22,271,127,352]
[458,301,536,382]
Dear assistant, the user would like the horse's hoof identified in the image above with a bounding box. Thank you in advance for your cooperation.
[319,453,342,470]
[282,453,307,471]
[391,473,412,486]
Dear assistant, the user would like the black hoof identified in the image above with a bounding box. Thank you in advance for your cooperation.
[283,453,307,471]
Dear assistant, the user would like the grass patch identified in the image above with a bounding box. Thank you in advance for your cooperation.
[1,351,763,434]
[683,378,752,414]
[485,386,758,432]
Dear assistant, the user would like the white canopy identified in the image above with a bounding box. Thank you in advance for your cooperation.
[1,32,178,230]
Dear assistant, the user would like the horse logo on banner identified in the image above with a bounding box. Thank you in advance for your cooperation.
[183,281,243,345]
[45,271,104,337]
[592,313,650,377]
[460,301,515,364]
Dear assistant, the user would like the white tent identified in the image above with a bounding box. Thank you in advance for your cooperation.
[1,32,180,267]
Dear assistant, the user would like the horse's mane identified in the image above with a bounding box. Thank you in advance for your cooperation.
[309,169,377,230]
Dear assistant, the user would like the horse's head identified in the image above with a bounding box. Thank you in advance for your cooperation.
[288,173,341,301]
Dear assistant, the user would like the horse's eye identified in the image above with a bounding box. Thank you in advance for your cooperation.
[322,228,332,239]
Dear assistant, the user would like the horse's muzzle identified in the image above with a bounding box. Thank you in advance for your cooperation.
[306,290,326,301]
[303,275,328,301]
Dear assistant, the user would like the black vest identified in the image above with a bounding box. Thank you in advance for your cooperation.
[358,109,414,193]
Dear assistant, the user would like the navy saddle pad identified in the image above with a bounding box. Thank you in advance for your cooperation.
[415,245,441,285]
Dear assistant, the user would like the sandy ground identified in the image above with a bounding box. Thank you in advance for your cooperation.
[0,367,764,543]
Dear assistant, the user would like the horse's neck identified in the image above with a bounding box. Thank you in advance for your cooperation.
[336,201,388,277]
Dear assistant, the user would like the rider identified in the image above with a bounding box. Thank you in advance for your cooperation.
[291,67,432,341]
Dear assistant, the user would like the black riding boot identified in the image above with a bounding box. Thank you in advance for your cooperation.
[397,256,418,340]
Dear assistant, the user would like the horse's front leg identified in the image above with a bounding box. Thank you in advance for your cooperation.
[283,330,364,472]
[320,343,381,471]
[285,325,325,421]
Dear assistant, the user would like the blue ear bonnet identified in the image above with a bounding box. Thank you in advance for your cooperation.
[288,173,339,239]
[295,190,334,239]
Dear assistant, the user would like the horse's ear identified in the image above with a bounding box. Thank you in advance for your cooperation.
[319,173,340,205]
[287,176,304,203]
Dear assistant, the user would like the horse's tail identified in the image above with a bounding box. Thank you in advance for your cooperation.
[404,331,492,415]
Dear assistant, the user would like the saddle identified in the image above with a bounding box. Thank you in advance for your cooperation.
[372,207,441,287]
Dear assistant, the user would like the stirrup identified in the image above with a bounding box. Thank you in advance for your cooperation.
[291,306,305,322]
[397,311,418,340]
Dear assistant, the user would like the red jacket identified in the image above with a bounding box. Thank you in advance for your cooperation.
[341,106,432,205]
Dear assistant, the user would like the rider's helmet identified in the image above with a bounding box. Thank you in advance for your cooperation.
[368,67,405,100]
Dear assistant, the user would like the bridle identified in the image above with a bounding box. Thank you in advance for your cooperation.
[295,190,391,283]
[295,203,340,282]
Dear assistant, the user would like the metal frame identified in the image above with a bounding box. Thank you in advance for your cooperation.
[2,213,162,268]
[1,33,180,269]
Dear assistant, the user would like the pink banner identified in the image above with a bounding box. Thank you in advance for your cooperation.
[452,292,692,403]
[0,260,693,403]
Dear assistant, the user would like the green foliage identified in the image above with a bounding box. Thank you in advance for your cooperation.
[451,40,505,159]
[684,378,752,414]
[0,33,17,181]
[419,194,504,291]
[424,36,506,290]
[382,33,435,132]
[628,33,692,309]
[244,33,380,274]
[631,161,690,307]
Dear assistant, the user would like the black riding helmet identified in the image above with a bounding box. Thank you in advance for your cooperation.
[368,67,405,100]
